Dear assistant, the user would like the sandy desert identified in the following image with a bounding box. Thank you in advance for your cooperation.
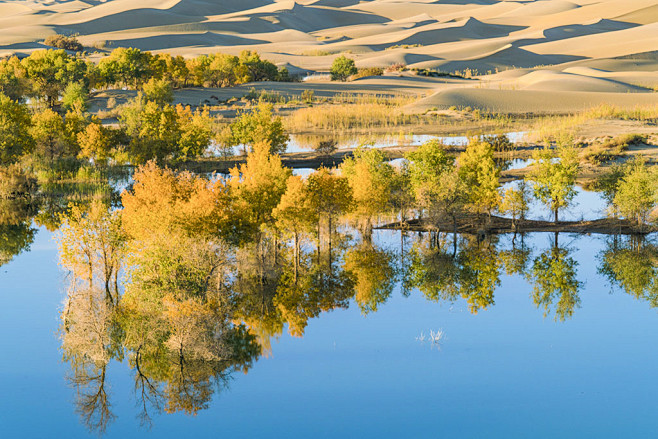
[0,0,657,113]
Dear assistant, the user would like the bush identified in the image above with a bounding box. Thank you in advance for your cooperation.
[385,63,406,73]
[351,67,384,80]
[315,140,337,156]
[301,89,315,104]
[330,56,357,81]
[44,35,83,52]
[602,133,647,152]
[483,134,513,153]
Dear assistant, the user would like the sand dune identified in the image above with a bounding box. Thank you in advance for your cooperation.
[0,0,657,113]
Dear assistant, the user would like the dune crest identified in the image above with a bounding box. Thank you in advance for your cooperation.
[1,0,656,113]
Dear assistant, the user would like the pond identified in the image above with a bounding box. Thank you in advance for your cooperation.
[285,132,528,154]
[2,190,658,438]
[212,132,528,156]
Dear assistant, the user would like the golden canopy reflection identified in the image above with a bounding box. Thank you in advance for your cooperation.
[41,158,656,433]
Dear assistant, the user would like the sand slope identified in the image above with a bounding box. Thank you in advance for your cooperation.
[1,0,657,113]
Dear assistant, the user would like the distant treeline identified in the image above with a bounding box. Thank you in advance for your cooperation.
[0,47,290,105]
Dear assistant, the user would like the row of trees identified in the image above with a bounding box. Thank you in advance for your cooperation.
[0,48,288,108]
[0,91,218,166]
[0,85,291,166]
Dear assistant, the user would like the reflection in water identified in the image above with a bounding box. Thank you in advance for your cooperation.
[0,199,37,267]
[529,234,582,321]
[599,236,658,307]
[49,199,658,433]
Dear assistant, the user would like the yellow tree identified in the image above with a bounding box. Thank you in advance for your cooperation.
[78,120,113,165]
[340,147,394,234]
[229,141,292,242]
[273,175,317,280]
[306,167,353,256]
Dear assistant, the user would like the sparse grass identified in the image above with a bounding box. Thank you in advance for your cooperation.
[350,67,384,80]
[299,49,339,56]
[386,44,422,50]
[412,68,467,79]
[581,146,620,165]
[580,134,646,165]
[285,94,422,132]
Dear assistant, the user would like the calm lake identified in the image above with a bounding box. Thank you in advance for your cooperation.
[3,181,658,438]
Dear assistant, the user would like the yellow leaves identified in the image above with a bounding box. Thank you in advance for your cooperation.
[121,162,233,240]
[273,175,316,235]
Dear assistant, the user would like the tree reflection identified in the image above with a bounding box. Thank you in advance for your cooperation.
[0,199,37,267]
[599,235,658,307]
[528,233,582,321]
[51,161,625,434]
[405,233,500,313]
[344,239,396,314]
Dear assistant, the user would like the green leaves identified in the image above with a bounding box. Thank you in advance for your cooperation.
[527,146,578,222]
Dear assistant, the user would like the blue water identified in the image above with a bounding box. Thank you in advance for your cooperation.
[2,223,658,438]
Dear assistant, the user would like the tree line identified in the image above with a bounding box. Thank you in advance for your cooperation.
[0,47,289,104]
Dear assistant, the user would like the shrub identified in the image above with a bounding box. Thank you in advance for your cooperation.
[330,56,357,81]
[44,35,83,52]
[602,133,647,152]
[301,89,315,104]
[483,134,513,153]
[351,67,384,80]
[385,64,406,73]
[315,140,337,156]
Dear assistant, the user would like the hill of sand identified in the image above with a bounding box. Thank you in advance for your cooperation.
[1,0,657,113]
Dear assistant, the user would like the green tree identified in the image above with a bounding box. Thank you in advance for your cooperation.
[222,102,289,155]
[0,57,28,101]
[238,50,278,82]
[31,108,68,161]
[120,96,181,163]
[0,93,33,164]
[330,55,357,81]
[175,105,214,160]
[21,49,87,106]
[527,146,578,223]
[62,82,89,113]
[499,180,530,227]
[142,78,174,106]
[208,53,240,87]
[458,138,500,217]
[406,139,463,230]
[612,157,657,226]
[99,48,152,88]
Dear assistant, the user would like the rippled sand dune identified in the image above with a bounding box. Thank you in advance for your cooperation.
[1,0,657,113]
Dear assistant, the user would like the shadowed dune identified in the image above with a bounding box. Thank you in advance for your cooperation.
[1,0,657,113]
